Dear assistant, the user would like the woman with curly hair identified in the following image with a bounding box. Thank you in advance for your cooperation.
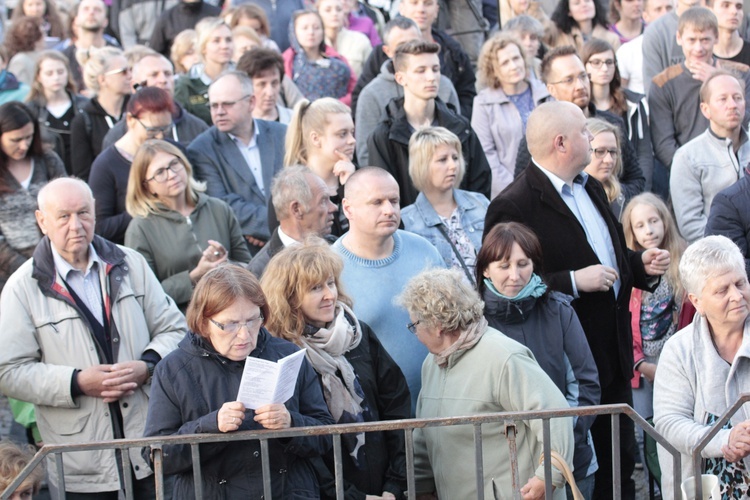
[545,0,621,52]
[472,33,551,197]
[4,16,45,86]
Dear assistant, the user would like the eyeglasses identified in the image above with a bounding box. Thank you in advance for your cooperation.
[587,59,615,69]
[136,117,173,139]
[145,158,184,183]
[208,95,251,112]
[104,66,132,76]
[210,314,264,334]
[548,72,589,86]
[407,320,420,334]
[593,148,618,159]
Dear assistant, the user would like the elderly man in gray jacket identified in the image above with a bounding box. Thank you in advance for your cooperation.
[671,71,750,243]
[0,178,186,498]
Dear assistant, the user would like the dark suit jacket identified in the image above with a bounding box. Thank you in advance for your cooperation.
[484,164,653,387]
[246,228,284,278]
[188,119,286,241]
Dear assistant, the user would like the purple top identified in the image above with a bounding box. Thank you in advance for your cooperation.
[347,12,381,46]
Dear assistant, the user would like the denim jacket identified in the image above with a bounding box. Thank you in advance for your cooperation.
[401,189,489,270]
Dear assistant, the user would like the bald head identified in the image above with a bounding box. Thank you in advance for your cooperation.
[38,178,94,214]
[526,101,592,181]
[344,167,398,199]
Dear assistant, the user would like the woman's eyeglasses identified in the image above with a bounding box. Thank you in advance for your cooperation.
[145,158,184,183]
[104,66,132,76]
[136,118,173,139]
[587,59,615,69]
[407,320,420,334]
[210,314,264,334]
[592,148,618,159]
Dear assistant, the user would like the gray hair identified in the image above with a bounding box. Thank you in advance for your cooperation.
[212,70,254,96]
[271,165,315,220]
[679,235,747,297]
[383,17,420,45]
[397,268,484,331]
[504,15,544,38]
[38,178,94,213]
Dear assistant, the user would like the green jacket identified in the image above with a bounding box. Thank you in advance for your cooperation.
[125,194,251,310]
[414,327,574,499]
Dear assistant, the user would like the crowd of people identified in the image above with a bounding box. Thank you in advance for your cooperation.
[0,0,749,497]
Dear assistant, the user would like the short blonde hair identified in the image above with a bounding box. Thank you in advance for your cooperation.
[397,268,484,332]
[586,118,622,204]
[78,46,125,93]
[408,126,465,192]
[196,17,232,61]
[0,440,43,495]
[477,33,530,90]
[126,139,205,218]
[261,237,352,344]
[170,29,198,74]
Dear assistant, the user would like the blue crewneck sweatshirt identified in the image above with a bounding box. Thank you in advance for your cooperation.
[333,230,445,413]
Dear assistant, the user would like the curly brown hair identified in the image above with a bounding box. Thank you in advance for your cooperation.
[4,16,43,60]
[477,32,530,90]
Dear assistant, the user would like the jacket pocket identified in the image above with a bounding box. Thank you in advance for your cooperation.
[37,407,90,436]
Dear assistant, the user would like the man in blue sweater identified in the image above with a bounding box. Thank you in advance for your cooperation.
[333,167,444,412]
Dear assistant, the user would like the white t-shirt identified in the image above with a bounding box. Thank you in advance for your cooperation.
[617,35,645,95]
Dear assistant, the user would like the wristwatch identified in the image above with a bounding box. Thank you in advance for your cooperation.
[144,361,156,384]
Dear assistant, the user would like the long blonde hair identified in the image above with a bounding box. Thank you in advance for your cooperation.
[284,98,351,166]
[586,118,622,204]
[260,238,352,344]
[621,192,686,298]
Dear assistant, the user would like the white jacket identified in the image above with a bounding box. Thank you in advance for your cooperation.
[0,236,186,493]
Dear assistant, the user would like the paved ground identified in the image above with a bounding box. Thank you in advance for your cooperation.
[0,394,655,499]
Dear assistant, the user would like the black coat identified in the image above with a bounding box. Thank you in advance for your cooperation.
[148,1,221,56]
[69,96,129,182]
[705,171,750,276]
[144,329,334,499]
[513,103,645,203]
[367,97,491,207]
[313,319,410,499]
[483,164,653,387]
[351,28,476,120]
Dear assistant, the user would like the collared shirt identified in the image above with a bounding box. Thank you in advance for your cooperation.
[534,160,621,297]
[229,121,264,196]
[277,226,299,248]
[51,243,105,325]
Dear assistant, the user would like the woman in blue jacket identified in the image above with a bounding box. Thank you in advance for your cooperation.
[144,264,334,499]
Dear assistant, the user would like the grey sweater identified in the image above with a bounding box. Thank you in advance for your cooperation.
[355,60,460,166]
[642,12,681,95]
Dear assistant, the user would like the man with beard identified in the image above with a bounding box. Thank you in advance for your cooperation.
[62,0,121,93]
[672,71,750,242]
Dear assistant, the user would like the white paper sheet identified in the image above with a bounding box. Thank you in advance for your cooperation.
[237,348,306,409]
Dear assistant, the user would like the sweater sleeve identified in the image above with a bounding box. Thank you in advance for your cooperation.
[670,147,705,243]
[460,129,492,200]
[649,82,679,168]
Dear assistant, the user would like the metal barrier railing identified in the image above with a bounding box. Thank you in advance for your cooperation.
[0,403,683,500]
[690,393,750,500]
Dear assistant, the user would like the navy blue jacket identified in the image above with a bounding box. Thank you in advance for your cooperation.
[705,171,750,276]
[144,329,334,499]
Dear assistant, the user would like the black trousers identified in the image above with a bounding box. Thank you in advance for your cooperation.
[592,374,637,500]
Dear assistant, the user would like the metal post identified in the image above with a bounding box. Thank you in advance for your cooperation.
[260,439,272,499]
[333,434,345,499]
[505,421,521,500]
[611,413,621,500]
[56,452,66,499]
[405,429,416,500]
[542,419,553,499]
[473,423,484,498]
[122,448,133,500]
[152,447,164,500]
[191,443,203,500]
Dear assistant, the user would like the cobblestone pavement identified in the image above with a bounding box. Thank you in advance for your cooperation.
[0,394,654,499]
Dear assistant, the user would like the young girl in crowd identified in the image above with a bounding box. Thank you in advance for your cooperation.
[317,0,372,78]
[621,193,688,423]
[0,440,44,499]
[584,118,625,219]
[282,10,356,105]
[26,50,87,175]
[608,0,644,43]
[280,97,355,236]
[230,4,281,52]
[10,0,67,41]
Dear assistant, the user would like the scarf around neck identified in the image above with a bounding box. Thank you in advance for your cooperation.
[434,316,488,368]
[485,273,547,301]
[300,302,364,421]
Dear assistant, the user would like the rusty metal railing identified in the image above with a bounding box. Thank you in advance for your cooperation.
[690,392,750,500]
[1,403,683,500]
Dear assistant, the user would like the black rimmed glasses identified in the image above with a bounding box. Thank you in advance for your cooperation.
[209,314,264,334]
[136,117,173,139]
[587,59,615,69]
[407,320,420,334]
[592,148,618,159]
[144,158,184,183]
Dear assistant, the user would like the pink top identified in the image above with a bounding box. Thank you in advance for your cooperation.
[347,12,381,46]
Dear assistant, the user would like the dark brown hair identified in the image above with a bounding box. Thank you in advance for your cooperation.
[0,102,44,193]
[236,47,284,79]
[393,39,440,72]
[540,45,579,84]
[581,38,627,116]
[476,222,545,296]
[4,16,43,59]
